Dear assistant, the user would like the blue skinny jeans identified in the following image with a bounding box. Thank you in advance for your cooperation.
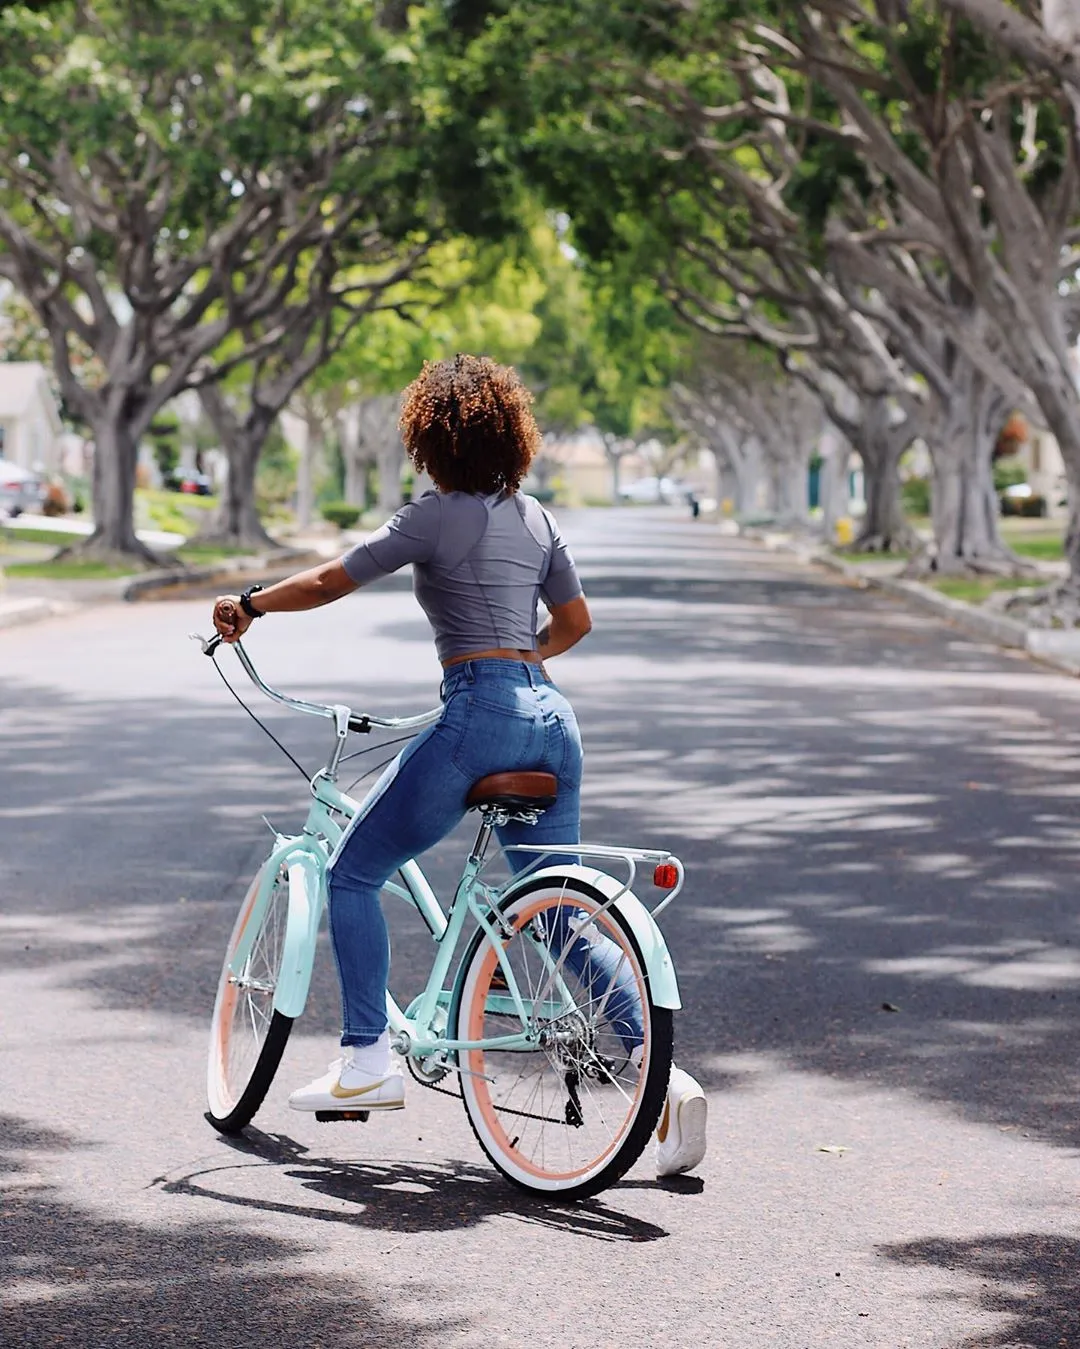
[326,658,644,1053]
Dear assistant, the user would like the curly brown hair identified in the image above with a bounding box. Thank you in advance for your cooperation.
[398,354,541,495]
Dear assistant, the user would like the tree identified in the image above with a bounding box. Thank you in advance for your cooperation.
[768,2,1080,591]
[0,1,516,559]
[488,0,1063,573]
[675,342,821,524]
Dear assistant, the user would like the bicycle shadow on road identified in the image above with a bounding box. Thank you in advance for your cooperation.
[158,1126,670,1243]
[0,1114,457,1349]
[880,1231,1080,1348]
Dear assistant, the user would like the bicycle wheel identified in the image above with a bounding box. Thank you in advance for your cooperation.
[206,861,294,1133]
[455,875,673,1200]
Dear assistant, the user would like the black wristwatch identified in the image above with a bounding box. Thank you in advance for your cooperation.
[239,584,266,619]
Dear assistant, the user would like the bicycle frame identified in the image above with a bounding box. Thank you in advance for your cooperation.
[197,633,684,1067]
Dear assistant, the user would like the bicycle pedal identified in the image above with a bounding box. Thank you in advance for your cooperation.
[315,1110,370,1123]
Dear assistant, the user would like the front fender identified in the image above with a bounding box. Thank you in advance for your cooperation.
[501,864,682,1010]
[273,848,325,1019]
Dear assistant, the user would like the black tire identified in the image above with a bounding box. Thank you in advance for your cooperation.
[206,862,294,1134]
[453,875,673,1200]
[205,1011,293,1135]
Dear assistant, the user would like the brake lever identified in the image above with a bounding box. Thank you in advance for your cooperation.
[189,631,225,656]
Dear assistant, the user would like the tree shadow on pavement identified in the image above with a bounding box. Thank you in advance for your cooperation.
[0,1115,459,1349]
[9,545,1080,1161]
[880,1232,1080,1348]
[158,1127,668,1243]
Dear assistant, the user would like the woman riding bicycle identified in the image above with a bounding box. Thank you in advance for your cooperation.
[212,354,706,1177]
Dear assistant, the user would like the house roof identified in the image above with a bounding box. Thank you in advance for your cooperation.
[0,362,60,423]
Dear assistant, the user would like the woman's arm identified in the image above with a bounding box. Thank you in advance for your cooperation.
[537,595,592,659]
[213,559,359,642]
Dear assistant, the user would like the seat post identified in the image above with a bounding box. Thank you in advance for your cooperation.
[469,809,498,866]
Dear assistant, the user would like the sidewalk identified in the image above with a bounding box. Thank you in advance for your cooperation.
[753,528,1080,678]
[4,512,187,550]
[0,527,357,634]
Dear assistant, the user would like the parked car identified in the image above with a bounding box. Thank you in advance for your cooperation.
[168,468,214,496]
[1000,482,1048,518]
[617,475,684,503]
[0,461,47,518]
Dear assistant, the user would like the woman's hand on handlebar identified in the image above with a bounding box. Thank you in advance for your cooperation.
[213,595,253,644]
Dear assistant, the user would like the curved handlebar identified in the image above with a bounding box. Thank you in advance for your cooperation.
[190,631,441,733]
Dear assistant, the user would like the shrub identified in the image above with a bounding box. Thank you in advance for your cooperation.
[1001,492,1047,518]
[996,412,1029,457]
[901,476,931,516]
[993,456,1027,493]
[321,501,362,529]
[41,481,70,516]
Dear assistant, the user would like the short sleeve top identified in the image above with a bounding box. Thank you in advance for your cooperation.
[340,490,583,663]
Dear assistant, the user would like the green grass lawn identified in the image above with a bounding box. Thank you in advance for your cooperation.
[0,525,86,550]
[835,549,911,564]
[1003,534,1065,561]
[930,576,1044,604]
[1,559,135,580]
[137,487,217,538]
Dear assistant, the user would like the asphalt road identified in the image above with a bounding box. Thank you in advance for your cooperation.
[4,508,1080,1348]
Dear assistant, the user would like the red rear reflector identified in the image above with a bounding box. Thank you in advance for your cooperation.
[653,863,678,890]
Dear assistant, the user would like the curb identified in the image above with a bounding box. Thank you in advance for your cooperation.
[0,547,327,633]
[773,538,1080,679]
[0,597,77,632]
[123,548,323,602]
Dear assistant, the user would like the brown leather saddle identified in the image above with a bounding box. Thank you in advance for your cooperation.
[466,771,557,813]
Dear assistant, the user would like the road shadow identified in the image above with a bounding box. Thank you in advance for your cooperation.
[0,1115,459,1348]
[7,523,1080,1161]
[880,1231,1080,1348]
[157,1126,669,1242]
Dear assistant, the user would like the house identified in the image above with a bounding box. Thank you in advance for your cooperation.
[534,430,653,505]
[1017,427,1068,517]
[0,362,63,472]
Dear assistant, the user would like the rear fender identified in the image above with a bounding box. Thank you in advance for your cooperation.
[500,864,681,1010]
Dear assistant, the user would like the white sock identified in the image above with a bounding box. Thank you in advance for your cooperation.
[346,1031,391,1076]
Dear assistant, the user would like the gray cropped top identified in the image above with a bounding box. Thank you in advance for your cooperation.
[340,490,583,663]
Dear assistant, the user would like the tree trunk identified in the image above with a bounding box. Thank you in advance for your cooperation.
[608,454,622,502]
[215,429,277,548]
[818,426,850,540]
[296,413,321,531]
[338,405,370,508]
[376,433,404,515]
[850,402,919,552]
[771,453,809,525]
[1011,363,1080,591]
[76,406,160,562]
[196,387,277,549]
[722,437,760,515]
[921,370,1023,575]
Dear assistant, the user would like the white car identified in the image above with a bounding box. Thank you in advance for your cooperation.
[617,476,684,503]
[0,461,47,518]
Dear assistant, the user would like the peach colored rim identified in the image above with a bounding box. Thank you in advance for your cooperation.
[213,872,263,1106]
[465,894,648,1183]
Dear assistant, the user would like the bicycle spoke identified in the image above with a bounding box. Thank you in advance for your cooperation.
[210,868,290,1120]
[463,888,656,1188]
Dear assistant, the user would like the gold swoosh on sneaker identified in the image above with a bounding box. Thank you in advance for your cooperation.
[329,1077,388,1100]
[657,1099,671,1143]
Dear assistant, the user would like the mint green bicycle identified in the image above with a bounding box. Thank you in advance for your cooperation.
[195,632,685,1200]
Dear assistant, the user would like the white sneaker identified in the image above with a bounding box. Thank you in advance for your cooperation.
[655,1066,707,1177]
[288,1056,405,1113]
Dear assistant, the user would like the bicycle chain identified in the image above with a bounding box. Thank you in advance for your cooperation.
[407,1055,586,1128]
